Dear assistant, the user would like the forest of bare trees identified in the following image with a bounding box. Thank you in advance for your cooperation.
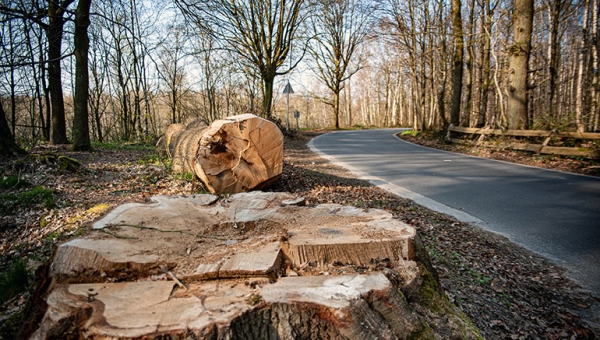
[1,0,599,152]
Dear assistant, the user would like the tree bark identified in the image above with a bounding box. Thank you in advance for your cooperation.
[0,101,26,156]
[477,0,493,128]
[507,0,534,129]
[263,76,275,120]
[333,90,340,129]
[47,0,74,144]
[450,0,464,127]
[589,0,599,131]
[547,0,562,121]
[464,0,476,127]
[72,0,92,151]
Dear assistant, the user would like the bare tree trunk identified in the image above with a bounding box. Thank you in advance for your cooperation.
[437,0,449,128]
[24,19,47,141]
[507,0,534,129]
[41,40,51,141]
[263,75,275,120]
[477,0,493,128]
[346,81,352,126]
[464,0,476,127]
[73,0,92,151]
[8,20,17,137]
[546,0,562,121]
[450,0,464,126]
[333,89,341,129]
[575,0,590,133]
[47,0,74,144]
[0,101,26,156]
[589,0,599,131]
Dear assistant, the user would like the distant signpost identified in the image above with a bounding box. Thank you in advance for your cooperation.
[294,110,300,132]
[283,81,294,131]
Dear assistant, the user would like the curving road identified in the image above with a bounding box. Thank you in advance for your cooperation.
[309,129,600,297]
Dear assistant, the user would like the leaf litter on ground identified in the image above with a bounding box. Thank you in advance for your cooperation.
[0,132,598,339]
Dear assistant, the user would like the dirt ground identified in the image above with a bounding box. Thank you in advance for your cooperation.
[0,131,598,339]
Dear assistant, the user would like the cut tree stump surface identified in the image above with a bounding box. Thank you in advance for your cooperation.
[32,192,457,339]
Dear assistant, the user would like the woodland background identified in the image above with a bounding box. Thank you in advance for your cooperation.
[1,0,599,152]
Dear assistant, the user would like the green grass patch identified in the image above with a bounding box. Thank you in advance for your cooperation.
[0,309,24,340]
[93,141,154,151]
[401,130,419,137]
[0,175,30,190]
[0,259,30,304]
[468,269,492,285]
[174,172,194,181]
[0,186,55,215]
[138,153,161,166]
[352,201,366,208]
[18,186,55,208]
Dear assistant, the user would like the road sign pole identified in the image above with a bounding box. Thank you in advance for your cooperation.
[283,81,294,132]
[286,91,290,131]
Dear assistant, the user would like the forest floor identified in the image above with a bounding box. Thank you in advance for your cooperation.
[0,131,598,339]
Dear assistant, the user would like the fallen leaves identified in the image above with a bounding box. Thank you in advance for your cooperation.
[0,134,598,339]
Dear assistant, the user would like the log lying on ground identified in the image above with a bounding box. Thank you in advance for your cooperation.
[193,114,283,194]
[155,123,184,158]
[156,114,283,194]
[155,120,208,174]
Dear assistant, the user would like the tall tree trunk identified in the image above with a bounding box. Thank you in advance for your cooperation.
[547,0,561,121]
[24,20,47,141]
[464,0,476,127]
[477,0,493,128]
[589,0,599,131]
[575,0,590,133]
[73,0,92,151]
[47,0,74,144]
[507,0,534,129]
[333,88,340,129]
[40,27,51,141]
[0,101,26,156]
[263,76,275,120]
[346,81,352,127]
[450,0,464,126]
[8,21,17,137]
[436,0,449,128]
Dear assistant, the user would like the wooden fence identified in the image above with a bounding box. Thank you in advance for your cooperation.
[445,125,600,158]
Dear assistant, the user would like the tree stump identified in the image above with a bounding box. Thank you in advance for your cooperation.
[27,193,482,339]
[193,114,283,194]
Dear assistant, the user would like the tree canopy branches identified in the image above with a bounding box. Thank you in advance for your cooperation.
[175,0,307,119]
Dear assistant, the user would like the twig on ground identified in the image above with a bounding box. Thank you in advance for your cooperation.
[168,271,188,291]
[100,228,138,239]
[106,223,187,234]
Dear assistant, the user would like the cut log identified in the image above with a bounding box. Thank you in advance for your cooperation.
[155,119,208,174]
[156,115,282,194]
[170,126,207,174]
[163,123,184,157]
[193,114,283,194]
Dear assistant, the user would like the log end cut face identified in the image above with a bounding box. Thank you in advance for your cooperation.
[194,114,284,194]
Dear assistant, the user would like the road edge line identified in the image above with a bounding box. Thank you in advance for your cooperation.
[308,134,487,229]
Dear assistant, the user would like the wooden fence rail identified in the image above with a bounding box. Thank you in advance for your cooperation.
[445,125,600,158]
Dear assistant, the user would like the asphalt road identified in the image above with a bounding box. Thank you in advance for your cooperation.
[310,129,600,297]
